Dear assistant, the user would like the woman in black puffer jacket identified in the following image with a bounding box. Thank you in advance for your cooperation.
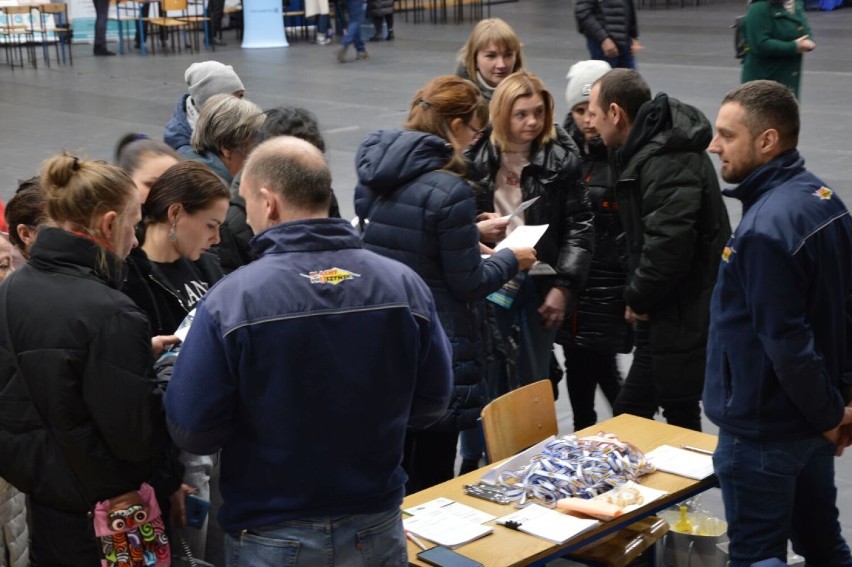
[466,71,594,398]
[355,76,535,492]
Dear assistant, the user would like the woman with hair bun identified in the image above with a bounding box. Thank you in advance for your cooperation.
[4,177,46,259]
[0,153,176,563]
[355,75,537,492]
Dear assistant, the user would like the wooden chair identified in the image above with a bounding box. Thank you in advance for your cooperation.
[175,0,211,50]
[479,380,668,567]
[480,380,558,463]
[146,0,192,54]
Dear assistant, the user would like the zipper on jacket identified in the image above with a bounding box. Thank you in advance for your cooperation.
[148,274,188,313]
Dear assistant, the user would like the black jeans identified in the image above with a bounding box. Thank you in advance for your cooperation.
[208,0,225,36]
[613,321,702,431]
[563,348,622,431]
[30,499,100,567]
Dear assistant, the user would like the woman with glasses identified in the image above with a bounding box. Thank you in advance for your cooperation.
[355,75,537,491]
[465,70,594,419]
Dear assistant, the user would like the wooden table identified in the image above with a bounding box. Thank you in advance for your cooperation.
[403,414,718,567]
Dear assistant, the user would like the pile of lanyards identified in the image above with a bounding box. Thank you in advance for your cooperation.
[496,434,656,508]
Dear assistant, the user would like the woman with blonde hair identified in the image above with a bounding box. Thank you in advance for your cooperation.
[355,75,536,491]
[466,70,594,408]
[456,17,525,100]
[0,154,175,563]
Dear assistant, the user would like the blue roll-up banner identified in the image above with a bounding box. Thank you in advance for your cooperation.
[242,0,288,48]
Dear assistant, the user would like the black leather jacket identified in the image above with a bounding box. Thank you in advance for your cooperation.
[466,124,595,293]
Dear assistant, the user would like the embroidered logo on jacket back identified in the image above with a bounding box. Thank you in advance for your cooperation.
[300,268,362,285]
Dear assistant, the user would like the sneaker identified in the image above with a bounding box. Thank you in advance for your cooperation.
[316,35,331,45]
[93,46,116,56]
[336,46,347,63]
[356,49,369,60]
[212,38,227,47]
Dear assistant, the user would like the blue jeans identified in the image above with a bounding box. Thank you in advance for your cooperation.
[225,508,407,566]
[342,0,365,52]
[586,37,636,69]
[713,431,852,567]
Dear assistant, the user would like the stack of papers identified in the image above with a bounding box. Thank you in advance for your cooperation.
[645,445,714,480]
[403,499,494,548]
[497,504,599,544]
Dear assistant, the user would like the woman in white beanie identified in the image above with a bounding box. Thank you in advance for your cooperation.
[554,59,632,431]
[164,61,246,153]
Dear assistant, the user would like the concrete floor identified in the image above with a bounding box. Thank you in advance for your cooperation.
[1,0,851,558]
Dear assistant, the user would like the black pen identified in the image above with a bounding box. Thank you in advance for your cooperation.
[681,444,714,456]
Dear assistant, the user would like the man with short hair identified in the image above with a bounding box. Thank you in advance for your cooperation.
[587,69,731,431]
[164,136,453,566]
[704,80,852,566]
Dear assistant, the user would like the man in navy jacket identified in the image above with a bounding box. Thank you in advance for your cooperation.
[704,80,852,567]
[164,136,453,566]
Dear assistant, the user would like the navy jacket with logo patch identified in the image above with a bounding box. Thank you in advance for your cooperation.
[164,218,453,532]
[703,150,852,440]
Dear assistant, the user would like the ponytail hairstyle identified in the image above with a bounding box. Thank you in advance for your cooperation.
[141,161,230,227]
[404,75,489,175]
[40,152,136,270]
[490,71,556,151]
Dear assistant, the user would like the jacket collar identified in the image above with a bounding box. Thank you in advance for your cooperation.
[27,226,127,289]
[722,149,804,208]
[251,218,363,257]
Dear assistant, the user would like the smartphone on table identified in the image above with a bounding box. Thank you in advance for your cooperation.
[417,546,483,567]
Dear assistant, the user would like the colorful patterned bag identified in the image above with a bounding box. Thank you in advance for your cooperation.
[93,483,171,567]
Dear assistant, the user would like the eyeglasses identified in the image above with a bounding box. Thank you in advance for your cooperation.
[464,123,484,137]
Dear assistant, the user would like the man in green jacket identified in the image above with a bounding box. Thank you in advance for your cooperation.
[587,69,731,431]
[741,0,814,99]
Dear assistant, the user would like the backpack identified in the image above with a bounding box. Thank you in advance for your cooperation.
[733,15,747,59]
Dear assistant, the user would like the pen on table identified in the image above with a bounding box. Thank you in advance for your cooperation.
[681,444,714,456]
[406,531,428,551]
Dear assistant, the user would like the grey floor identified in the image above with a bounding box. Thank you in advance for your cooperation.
[2,0,851,556]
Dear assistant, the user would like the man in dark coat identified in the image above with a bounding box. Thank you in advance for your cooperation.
[575,0,640,69]
[587,69,731,431]
[704,80,852,566]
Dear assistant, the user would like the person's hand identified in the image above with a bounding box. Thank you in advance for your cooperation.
[624,306,650,325]
[824,406,852,456]
[168,484,197,529]
[476,213,509,243]
[479,242,495,255]
[152,335,180,357]
[795,35,815,52]
[510,247,537,271]
[631,38,644,55]
[602,37,619,58]
[539,287,570,330]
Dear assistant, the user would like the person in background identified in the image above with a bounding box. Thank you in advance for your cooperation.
[0,154,175,563]
[306,0,333,44]
[181,94,265,185]
[336,0,368,62]
[208,0,227,46]
[4,178,46,260]
[587,69,730,431]
[740,0,814,98]
[704,80,852,567]
[115,133,182,203]
[0,232,27,567]
[575,0,641,69]
[368,0,394,41]
[92,0,115,55]
[356,76,537,491]
[555,59,629,431]
[164,61,246,152]
[456,18,524,101]
[166,136,454,566]
[215,106,341,274]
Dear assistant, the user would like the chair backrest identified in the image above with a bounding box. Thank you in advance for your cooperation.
[480,379,558,463]
[161,0,188,13]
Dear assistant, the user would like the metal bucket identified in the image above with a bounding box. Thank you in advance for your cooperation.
[660,509,728,567]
